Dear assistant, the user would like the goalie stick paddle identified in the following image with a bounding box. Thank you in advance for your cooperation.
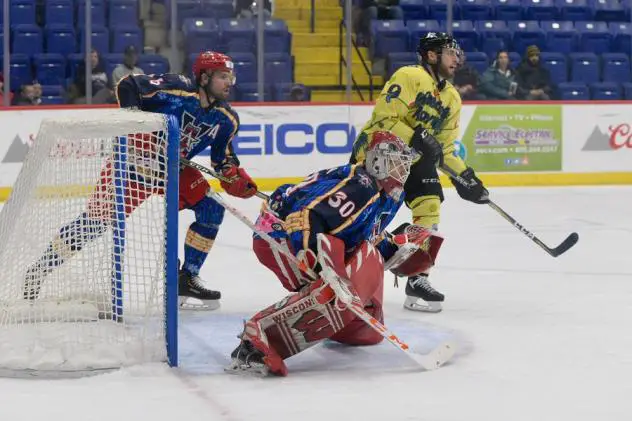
[182,160,455,370]
[440,165,579,258]
[180,158,270,200]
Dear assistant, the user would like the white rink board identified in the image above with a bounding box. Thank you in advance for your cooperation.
[0,103,630,190]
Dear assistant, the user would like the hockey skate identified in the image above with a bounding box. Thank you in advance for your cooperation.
[225,322,288,377]
[178,268,221,311]
[403,274,444,313]
[23,261,50,300]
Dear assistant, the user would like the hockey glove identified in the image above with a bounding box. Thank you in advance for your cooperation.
[220,166,258,198]
[452,167,490,204]
[410,126,444,166]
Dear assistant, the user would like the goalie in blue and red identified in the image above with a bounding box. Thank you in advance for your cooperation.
[23,51,256,310]
[226,131,445,377]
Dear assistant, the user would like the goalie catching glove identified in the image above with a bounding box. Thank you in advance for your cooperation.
[220,166,258,198]
[451,167,489,204]
[383,223,444,278]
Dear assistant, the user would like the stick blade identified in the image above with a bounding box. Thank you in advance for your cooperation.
[550,232,579,257]
[414,340,457,371]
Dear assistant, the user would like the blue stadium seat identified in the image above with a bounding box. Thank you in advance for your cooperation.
[231,52,256,84]
[427,0,459,20]
[256,19,291,54]
[493,0,522,20]
[166,0,204,28]
[590,82,622,100]
[398,0,427,20]
[477,21,511,55]
[13,24,42,55]
[508,51,522,66]
[264,53,293,84]
[205,0,234,19]
[459,0,492,20]
[137,54,170,75]
[594,0,627,22]
[523,0,558,20]
[236,83,271,102]
[40,85,65,104]
[407,20,443,48]
[387,52,417,77]
[79,26,110,54]
[182,18,220,55]
[67,53,85,79]
[465,51,489,74]
[450,20,478,52]
[542,21,576,54]
[622,82,632,99]
[33,54,66,85]
[77,0,106,27]
[272,83,311,102]
[509,21,545,55]
[557,82,589,99]
[570,52,599,83]
[9,0,36,26]
[45,24,76,55]
[610,22,631,53]
[576,21,611,54]
[111,25,143,53]
[109,0,139,27]
[0,54,32,89]
[371,20,408,58]
[557,0,593,21]
[540,52,568,84]
[102,53,125,77]
[601,53,630,83]
[220,19,255,54]
[45,0,74,26]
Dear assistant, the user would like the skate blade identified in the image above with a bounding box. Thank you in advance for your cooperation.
[178,296,220,311]
[404,297,442,313]
[224,359,270,378]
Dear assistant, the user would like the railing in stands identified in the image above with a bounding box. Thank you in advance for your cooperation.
[310,0,316,33]
[338,18,374,101]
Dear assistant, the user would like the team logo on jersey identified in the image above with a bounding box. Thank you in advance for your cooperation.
[358,173,372,188]
[180,111,220,154]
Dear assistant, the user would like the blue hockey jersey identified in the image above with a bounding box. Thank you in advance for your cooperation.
[116,73,240,170]
[262,164,404,259]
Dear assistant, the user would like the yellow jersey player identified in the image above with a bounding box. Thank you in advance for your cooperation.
[350,32,489,313]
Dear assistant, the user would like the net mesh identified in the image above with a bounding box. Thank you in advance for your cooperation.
[0,110,173,374]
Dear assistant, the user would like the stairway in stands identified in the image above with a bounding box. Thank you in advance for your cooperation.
[273,0,383,102]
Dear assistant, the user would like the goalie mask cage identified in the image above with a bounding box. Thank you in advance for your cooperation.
[0,110,180,376]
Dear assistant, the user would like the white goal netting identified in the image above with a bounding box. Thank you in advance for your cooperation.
[0,110,178,375]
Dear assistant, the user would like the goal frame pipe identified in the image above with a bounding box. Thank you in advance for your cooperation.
[112,137,127,322]
[165,115,180,367]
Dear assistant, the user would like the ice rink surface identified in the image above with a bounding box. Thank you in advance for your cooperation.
[1,186,631,421]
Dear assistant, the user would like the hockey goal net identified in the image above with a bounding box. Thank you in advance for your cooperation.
[0,109,179,375]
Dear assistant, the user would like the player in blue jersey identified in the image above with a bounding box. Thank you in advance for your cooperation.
[225,131,445,377]
[23,51,257,311]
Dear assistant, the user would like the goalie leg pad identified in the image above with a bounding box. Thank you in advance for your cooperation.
[253,237,312,292]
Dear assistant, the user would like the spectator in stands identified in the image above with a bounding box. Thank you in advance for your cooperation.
[452,53,483,100]
[236,0,272,18]
[71,48,113,104]
[515,45,552,100]
[0,73,13,105]
[289,84,309,102]
[355,0,403,47]
[479,50,518,100]
[112,45,145,87]
[12,84,41,106]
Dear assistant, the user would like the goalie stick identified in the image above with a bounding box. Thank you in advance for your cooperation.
[183,160,456,371]
[440,165,579,258]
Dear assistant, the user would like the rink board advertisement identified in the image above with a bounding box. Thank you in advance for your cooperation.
[0,103,629,199]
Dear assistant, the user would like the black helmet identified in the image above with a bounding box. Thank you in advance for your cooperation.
[417,32,460,62]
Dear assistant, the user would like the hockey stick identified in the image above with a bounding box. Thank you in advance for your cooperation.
[440,165,579,258]
[181,158,270,200]
[183,160,455,370]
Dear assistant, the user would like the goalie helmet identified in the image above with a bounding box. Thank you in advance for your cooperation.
[192,51,235,85]
[364,131,416,201]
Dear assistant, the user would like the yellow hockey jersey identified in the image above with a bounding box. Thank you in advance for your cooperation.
[353,65,466,175]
